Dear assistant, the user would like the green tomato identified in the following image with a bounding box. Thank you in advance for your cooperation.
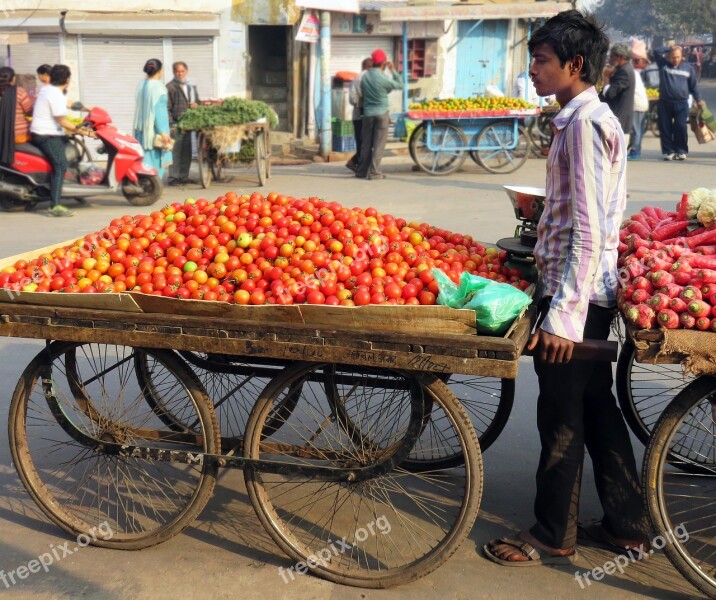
[22,282,38,292]
[237,232,253,248]
[165,214,175,222]
[183,261,198,273]
[184,198,196,204]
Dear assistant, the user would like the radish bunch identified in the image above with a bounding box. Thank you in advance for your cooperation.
[619,198,716,330]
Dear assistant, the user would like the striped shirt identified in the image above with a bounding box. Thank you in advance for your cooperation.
[534,86,626,343]
[15,87,33,142]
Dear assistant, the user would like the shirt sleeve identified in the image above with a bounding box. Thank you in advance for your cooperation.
[540,118,617,343]
[383,69,403,91]
[18,88,33,115]
[349,77,361,106]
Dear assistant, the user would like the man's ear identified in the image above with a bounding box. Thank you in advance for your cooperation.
[571,55,585,76]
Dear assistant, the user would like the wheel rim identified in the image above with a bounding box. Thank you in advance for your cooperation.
[198,133,212,188]
[9,343,218,546]
[474,123,530,174]
[256,134,266,186]
[244,363,481,586]
[411,123,467,175]
[620,342,693,444]
[654,390,716,590]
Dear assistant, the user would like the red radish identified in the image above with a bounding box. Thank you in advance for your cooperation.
[649,270,674,287]
[697,245,716,255]
[628,222,651,239]
[647,256,673,272]
[702,284,716,295]
[687,226,707,237]
[632,276,654,293]
[665,244,689,259]
[659,283,683,298]
[685,255,716,270]
[698,269,716,283]
[669,297,688,313]
[687,229,716,248]
[679,286,703,301]
[632,288,651,304]
[708,292,716,307]
[680,313,696,329]
[618,242,628,254]
[711,319,716,332]
[696,317,712,331]
[625,303,656,329]
[635,245,652,260]
[688,300,711,318]
[647,293,671,311]
[658,309,680,329]
[642,206,659,220]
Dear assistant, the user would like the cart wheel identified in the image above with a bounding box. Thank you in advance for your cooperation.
[9,342,219,550]
[616,340,693,445]
[255,132,267,187]
[472,122,530,174]
[263,129,272,179]
[407,123,423,165]
[409,122,467,176]
[643,376,716,598]
[244,362,482,588]
[174,351,297,446]
[197,132,213,188]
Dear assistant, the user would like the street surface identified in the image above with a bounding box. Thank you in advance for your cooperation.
[0,82,714,600]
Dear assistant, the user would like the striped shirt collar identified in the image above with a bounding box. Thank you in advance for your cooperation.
[551,86,599,130]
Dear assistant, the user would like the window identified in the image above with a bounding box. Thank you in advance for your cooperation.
[395,39,437,79]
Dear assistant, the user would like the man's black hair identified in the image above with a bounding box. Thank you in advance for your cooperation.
[36,64,52,76]
[527,10,609,86]
[49,64,71,86]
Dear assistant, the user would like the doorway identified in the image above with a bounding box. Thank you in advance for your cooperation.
[248,25,291,131]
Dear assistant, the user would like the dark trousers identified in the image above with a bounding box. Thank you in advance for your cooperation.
[658,99,690,155]
[357,112,390,178]
[347,118,363,167]
[32,134,67,208]
[529,303,648,550]
[169,130,192,180]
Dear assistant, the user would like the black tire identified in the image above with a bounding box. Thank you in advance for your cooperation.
[9,342,219,550]
[616,341,693,445]
[244,362,482,588]
[643,376,716,598]
[197,132,213,189]
[473,122,531,174]
[122,174,162,206]
[408,122,467,175]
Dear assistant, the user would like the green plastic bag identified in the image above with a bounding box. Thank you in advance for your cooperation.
[432,269,532,335]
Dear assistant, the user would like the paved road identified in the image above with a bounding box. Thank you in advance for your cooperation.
[0,82,714,600]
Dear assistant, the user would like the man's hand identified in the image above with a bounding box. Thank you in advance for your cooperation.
[190,102,198,109]
[384,61,394,71]
[698,100,707,109]
[527,329,575,364]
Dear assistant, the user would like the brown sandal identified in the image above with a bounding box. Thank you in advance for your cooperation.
[577,522,651,555]
[483,537,577,567]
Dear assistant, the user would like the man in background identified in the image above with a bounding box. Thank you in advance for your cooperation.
[655,45,704,161]
[355,49,402,181]
[167,61,199,185]
[628,47,650,160]
[600,43,635,147]
[346,57,373,173]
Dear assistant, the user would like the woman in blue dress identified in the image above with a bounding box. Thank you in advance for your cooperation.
[133,58,172,178]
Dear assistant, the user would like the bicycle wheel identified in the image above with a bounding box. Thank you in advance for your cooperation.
[9,342,219,550]
[409,122,467,175]
[197,132,213,188]
[643,376,716,598]
[255,133,267,187]
[244,362,482,588]
[175,351,296,444]
[616,340,693,445]
[263,129,272,179]
[649,106,661,137]
[473,122,531,174]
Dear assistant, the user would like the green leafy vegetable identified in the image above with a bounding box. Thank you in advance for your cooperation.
[178,97,279,131]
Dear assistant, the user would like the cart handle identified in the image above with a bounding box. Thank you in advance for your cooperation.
[523,339,618,362]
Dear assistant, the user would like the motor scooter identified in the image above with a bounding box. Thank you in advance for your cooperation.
[0,106,162,211]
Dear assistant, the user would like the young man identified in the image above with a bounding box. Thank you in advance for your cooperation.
[628,49,650,160]
[167,61,200,185]
[600,42,635,147]
[483,10,650,567]
[355,49,402,181]
[655,45,705,161]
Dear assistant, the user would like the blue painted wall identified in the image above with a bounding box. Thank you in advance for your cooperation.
[455,20,508,97]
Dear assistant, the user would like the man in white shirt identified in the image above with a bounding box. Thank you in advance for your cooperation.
[167,62,199,185]
[629,52,650,160]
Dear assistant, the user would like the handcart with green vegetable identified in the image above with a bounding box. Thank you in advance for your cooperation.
[178,97,277,188]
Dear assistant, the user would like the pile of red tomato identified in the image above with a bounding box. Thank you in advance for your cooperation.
[0,192,531,306]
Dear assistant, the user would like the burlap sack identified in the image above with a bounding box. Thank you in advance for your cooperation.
[658,329,716,376]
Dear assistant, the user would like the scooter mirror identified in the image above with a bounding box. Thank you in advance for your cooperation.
[70,101,87,111]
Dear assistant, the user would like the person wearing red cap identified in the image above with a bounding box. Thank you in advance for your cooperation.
[355,48,403,180]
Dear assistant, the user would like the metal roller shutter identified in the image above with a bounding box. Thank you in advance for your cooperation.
[330,37,394,76]
[79,37,164,136]
[171,38,216,99]
[2,34,60,76]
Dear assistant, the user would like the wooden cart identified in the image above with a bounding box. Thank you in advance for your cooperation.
[0,290,531,589]
[624,325,716,599]
[196,121,271,189]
